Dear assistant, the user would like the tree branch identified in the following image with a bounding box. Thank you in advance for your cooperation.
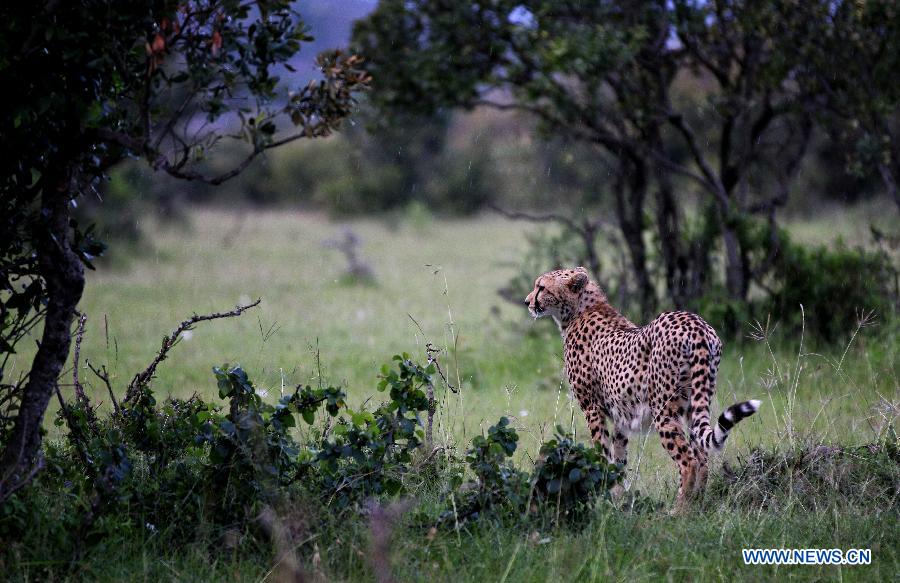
[124,298,262,403]
[71,312,88,405]
[666,112,730,207]
[487,203,583,234]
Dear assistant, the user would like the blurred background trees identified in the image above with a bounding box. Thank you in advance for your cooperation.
[84,2,897,333]
[352,0,898,324]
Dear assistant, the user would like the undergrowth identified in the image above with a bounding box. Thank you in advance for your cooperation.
[1,309,897,581]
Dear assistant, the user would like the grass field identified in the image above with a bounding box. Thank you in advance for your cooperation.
[8,206,898,581]
[50,208,896,449]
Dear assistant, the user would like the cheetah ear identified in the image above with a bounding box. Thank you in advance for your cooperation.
[568,271,588,292]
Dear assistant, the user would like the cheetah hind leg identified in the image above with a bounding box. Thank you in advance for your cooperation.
[654,416,699,511]
[689,439,709,496]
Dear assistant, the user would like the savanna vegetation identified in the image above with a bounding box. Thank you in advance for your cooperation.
[1,1,898,581]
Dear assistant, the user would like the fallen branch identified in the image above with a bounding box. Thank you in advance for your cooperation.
[322,227,376,283]
[124,299,262,403]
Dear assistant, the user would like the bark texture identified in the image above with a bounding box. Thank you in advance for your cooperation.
[0,181,84,502]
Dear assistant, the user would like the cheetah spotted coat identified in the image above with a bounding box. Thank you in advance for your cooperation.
[525,267,760,503]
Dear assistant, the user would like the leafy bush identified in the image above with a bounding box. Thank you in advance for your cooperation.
[445,418,621,526]
[454,417,530,522]
[763,239,897,342]
[305,354,435,508]
[0,352,627,575]
[531,429,621,517]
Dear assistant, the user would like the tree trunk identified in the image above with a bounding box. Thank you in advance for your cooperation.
[615,158,656,319]
[719,217,747,301]
[581,221,603,287]
[707,177,748,301]
[878,162,900,215]
[653,162,688,309]
[0,179,84,502]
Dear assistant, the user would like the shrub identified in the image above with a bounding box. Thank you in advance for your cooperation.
[305,354,436,508]
[530,428,621,517]
[455,417,530,521]
[444,418,621,527]
[763,239,897,342]
[708,436,900,512]
[0,352,623,574]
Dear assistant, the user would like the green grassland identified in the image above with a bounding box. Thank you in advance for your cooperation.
[46,208,895,454]
[8,206,898,581]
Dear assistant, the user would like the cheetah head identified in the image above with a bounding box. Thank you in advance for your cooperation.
[524,267,590,321]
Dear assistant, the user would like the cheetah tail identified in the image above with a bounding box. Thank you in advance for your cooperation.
[709,399,761,452]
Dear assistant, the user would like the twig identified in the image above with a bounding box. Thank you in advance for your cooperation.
[69,312,100,432]
[0,450,44,501]
[87,362,119,416]
[424,342,458,395]
[124,299,262,403]
[258,506,309,583]
[71,312,88,405]
[407,315,458,395]
[366,500,413,583]
[54,387,106,494]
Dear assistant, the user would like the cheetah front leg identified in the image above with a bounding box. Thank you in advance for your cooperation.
[581,406,627,498]
[582,406,612,461]
[612,427,629,468]
[609,426,629,498]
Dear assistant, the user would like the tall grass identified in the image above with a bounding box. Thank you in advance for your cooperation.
[5,207,897,581]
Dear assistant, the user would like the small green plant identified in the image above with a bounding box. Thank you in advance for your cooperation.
[530,428,622,517]
[442,418,621,527]
[458,417,529,520]
[307,354,435,508]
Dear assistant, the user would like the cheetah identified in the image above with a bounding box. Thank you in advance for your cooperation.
[525,267,760,505]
